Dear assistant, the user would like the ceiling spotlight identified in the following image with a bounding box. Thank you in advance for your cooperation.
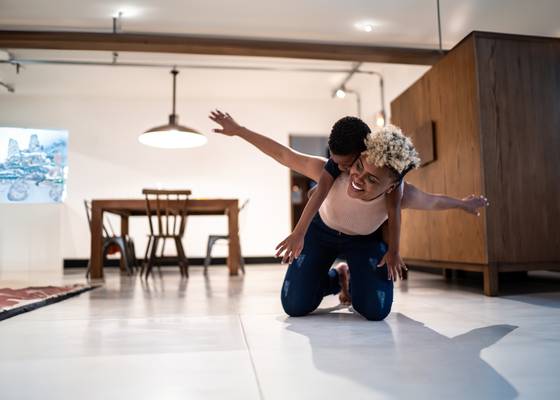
[364,24,374,32]
[334,88,347,99]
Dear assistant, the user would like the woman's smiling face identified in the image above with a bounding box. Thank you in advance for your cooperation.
[347,155,398,201]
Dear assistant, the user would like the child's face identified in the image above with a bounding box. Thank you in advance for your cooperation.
[331,153,357,172]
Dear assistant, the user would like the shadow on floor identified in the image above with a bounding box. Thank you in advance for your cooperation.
[499,272,560,308]
[409,270,560,306]
[285,312,518,399]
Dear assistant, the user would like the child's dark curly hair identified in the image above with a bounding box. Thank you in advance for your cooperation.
[328,116,371,155]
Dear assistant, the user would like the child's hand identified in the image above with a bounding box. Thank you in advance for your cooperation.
[275,231,305,264]
[209,110,244,136]
[377,251,407,281]
[461,194,490,216]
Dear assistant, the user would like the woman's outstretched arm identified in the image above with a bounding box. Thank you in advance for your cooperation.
[209,110,325,182]
[401,182,489,215]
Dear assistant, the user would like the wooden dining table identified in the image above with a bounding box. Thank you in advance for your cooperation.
[89,198,241,280]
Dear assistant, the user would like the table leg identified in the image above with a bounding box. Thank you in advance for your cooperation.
[120,215,129,273]
[227,202,240,276]
[90,202,104,280]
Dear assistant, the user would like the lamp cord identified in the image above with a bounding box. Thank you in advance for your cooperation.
[436,0,443,53]
[171,68,178,115]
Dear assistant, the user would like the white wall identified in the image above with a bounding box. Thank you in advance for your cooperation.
[0,59,428,272]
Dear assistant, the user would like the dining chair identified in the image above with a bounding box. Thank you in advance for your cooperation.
[141,189,191,278]
[84,200,137,277]
[203,199,248,275]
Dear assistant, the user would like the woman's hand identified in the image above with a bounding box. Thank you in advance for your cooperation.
[208,110,244,136]
[378,251,407,281]
[461,194,490,216]
[275,231,305,264]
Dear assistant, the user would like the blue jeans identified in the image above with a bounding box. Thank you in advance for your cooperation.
[281,213,393,321]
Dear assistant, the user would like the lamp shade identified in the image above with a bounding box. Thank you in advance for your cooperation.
[139,115,207,149]
[139,68,206,149]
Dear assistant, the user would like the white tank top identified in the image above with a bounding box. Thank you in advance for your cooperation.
[319,173,388,235]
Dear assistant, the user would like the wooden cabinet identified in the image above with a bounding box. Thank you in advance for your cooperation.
[391,32,560,295]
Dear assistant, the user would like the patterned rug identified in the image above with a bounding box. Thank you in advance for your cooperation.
[0,284,94,321]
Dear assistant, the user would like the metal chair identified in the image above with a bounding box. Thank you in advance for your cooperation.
[84,200,137,277]
[141,189,191,278]
[203,200,248,275]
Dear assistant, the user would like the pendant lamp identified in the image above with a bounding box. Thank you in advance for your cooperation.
[139,68,207,149]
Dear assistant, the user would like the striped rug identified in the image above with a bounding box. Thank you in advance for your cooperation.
[0,284,94,321]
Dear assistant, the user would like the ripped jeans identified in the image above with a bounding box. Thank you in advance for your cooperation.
[281,213,393,321]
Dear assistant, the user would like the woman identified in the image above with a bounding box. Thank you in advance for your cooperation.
[209,110,488,321]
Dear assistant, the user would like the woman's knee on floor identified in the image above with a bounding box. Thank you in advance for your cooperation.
[353,302,391,321]
[281,280,320,317]
[282,300,315,317]
[352,291,392,321]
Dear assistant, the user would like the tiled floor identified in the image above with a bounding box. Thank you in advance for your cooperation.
[1,265,559,399]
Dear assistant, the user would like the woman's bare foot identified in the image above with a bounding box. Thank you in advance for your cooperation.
[334,262,351,305]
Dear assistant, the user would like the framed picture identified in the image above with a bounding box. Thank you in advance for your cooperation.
[0,127,68,203]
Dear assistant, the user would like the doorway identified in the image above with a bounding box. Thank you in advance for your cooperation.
[288,135,329,230]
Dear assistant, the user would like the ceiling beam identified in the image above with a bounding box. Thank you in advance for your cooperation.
[0,31,445,65]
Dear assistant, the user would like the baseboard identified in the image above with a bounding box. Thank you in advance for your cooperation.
[63,256,280,269]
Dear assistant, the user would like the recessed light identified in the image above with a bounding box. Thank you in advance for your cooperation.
[355,21,377,33]
[113,6,141,18]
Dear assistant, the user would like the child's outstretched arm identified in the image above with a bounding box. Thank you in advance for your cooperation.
[276,170,334,264]
[209,110,324,181]
[402,182,489,214]
[379,182,406,281]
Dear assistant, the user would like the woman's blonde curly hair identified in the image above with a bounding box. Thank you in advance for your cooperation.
[363,124,420,177]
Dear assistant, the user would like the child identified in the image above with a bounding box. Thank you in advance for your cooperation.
[275,116,413,282]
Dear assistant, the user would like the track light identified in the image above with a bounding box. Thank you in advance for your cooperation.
[0,81,14,93]
[332,68,386,126]
[375,111,386,127]
[334,87,347,99]
[333,85,362,118]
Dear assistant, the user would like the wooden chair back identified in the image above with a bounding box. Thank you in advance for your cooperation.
[142,189,191,237]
